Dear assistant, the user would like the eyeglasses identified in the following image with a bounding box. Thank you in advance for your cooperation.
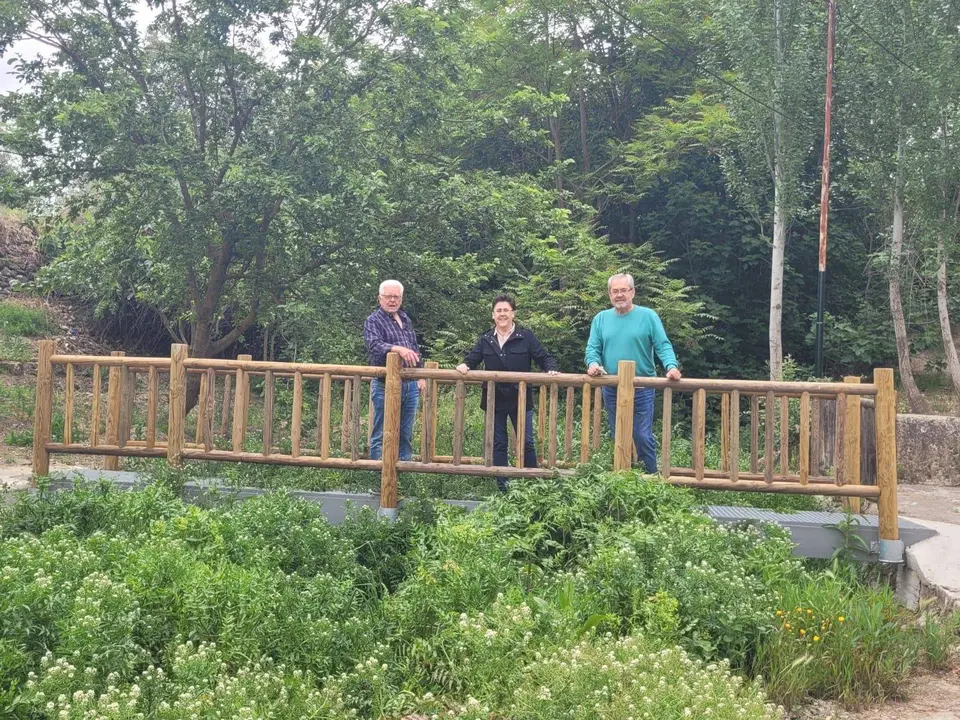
[609,288,633,296]
[380,294,402,301]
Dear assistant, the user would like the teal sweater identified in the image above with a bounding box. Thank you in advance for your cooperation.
[584,305,678,377]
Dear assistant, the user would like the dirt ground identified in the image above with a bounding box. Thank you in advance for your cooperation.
[793,672,960,720]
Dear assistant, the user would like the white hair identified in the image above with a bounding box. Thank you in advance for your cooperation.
[607,273,635,290]
[379,279,404,295]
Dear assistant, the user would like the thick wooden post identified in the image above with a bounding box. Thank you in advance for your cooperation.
[843,377,862,513]
[660,387,672,478]
[379,352,402,518]
[104,350,125,470]
[31,340,56,479]
[875,368,899,555]
[167,344,188,467]
[613,360,636,471]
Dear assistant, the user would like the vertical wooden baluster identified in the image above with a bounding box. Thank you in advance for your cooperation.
[764,391,775,483]
[729,389,740,481]
[340,378,352,454]
[421,361,438,462]
[538,387,547,459]
[64,363,74,446]
[231,354,252,453]
[263,370,275,456]
[515,381,527,468]
[146,366,157,450]
[90,363,102,447]
[452,379,466,465]
[367,381,375,453]
[548,383,559,467]
[320,373,332,459]
[195,372,208,445]
[693,388,706,481]
[843,377,862,512]
[592,386,603,450]
[580,383,592,464]
[351,375,362,461]
[219,373,232,439]
[564,386,575,461]
[750,395,759,474]
[204,368,215,452]
[484,381,496,465]
[799,391,811,486]
[834,391,846,487]
[780,396,789,476]
[291,371,303,458]
[660,387,672,478]
[811,396,822,475]
[720,392,729,473]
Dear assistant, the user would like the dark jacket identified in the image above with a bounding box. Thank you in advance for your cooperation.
[462,325,558,411]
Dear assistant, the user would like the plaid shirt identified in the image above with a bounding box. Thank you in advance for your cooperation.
[363,307,424,367]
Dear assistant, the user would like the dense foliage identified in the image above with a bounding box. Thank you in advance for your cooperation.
[0,472,953,718]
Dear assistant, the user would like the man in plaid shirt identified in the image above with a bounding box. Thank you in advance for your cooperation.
[363,279,426,461]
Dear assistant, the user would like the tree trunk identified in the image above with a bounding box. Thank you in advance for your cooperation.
[769,181,786,381]
[889,155,931,414]
[768,0,786,382]
[549,115,565,208]
[936,228,960,403]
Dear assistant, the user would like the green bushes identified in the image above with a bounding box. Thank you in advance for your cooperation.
[0,301,54,338]
[0,471,955,718]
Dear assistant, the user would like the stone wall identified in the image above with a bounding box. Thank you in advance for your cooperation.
[897,414,960,486]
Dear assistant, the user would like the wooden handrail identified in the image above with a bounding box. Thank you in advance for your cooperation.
[32,346,902,541]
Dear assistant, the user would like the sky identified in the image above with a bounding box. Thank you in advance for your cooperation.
[0,38,49,94]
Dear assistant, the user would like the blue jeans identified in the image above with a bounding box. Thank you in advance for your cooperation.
[601,386,658,474]
[492,406,537,492]
[369,379,420,461]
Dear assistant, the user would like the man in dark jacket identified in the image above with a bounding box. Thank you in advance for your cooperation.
[456,294,559,490]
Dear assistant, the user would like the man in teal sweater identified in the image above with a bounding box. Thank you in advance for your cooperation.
[585,273,681,473]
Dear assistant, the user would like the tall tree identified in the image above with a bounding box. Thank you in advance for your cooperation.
[708,0,823,379]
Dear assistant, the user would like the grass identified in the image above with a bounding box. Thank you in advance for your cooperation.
[0,300,54,364]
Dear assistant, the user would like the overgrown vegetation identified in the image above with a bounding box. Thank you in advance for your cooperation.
[0,472,954,718]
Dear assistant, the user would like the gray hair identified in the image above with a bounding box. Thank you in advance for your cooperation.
[379,279,404,295]
[607,273,635,290]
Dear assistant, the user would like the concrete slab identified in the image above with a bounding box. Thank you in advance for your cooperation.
[899,517,960,610]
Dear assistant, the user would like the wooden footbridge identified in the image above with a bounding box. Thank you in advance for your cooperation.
[30,341,904,561]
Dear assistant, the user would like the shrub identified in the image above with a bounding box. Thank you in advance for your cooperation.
[754,567,959,708]
[0,302,55,337]
[414,634,783,720]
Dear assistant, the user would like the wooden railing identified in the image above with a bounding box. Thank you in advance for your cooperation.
[31,341,900,546]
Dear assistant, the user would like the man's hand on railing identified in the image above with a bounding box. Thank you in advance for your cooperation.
[455,363,469,374]
[391,346,420,366]
[587,363,605,377]
[666,368,682,381]
[547,370,560,376]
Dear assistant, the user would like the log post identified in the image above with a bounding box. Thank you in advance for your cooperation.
[379,352,402,519]
[875,368,900,561]
[660,387,672,478]
[31,340,56,480]
[167,344,188,467]
[231,354,252,452]
[104,350,125,470]
[613,360,636,471]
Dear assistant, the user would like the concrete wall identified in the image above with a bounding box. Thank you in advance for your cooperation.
[897,414,960,486]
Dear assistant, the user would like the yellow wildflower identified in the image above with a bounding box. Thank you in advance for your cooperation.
[837,616,845,623]
[799,628,806,636]
[813,635,820,642]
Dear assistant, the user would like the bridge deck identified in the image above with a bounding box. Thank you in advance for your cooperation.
[41,470,935,562]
